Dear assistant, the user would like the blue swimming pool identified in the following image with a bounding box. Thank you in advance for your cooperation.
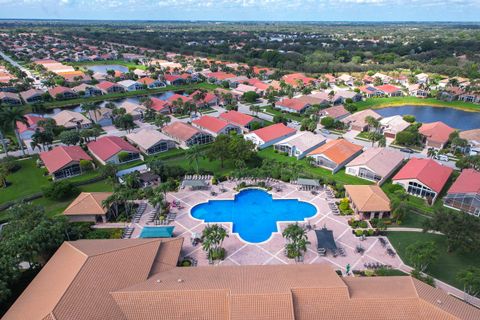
[191,189,317,243]
[139,226,174,238]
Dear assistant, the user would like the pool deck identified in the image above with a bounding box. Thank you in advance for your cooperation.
[128,180,403,273]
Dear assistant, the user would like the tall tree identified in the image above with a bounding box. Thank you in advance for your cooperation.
[405,241,438,272]
[457,266,480,303]
[186,145,204,174]
[3,106,28,156]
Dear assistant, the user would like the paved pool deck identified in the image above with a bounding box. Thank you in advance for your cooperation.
[155,180,403,273]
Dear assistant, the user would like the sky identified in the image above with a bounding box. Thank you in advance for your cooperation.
[0,0,479,22]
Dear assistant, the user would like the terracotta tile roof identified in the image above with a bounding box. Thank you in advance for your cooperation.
[249,123,296,143]
[48,86,74,97]
[193,115,230,133]
[39,146,92,174]
[206,71,236,80]
[345,185,391,212]
[393,158,453,193]
[166,93,192,104]
[162,121,201,142]
[346,147,404,177]
[137,77,156,85]
[19,88,44,101]
[308,139,363,165]
[376,84,402,94]
[126,129,174,150]
[282,73,317,86]
[150,97,170,112]
[96,81,118,91]
[321,105,350,119]
[447,169,480,195]
[63,192,113,216]
[219,110,255,127]
[17,114,44,133]
[419,122,456,144]
[3,238,184,320]
[87,136,139,161]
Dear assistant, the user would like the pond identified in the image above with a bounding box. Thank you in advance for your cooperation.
[191,189,317,243]
[42,91,177,115]
[87,64,129,74]
[375,105,480,130]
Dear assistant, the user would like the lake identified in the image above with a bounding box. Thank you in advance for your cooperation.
[87,64,129,74]
[375,105,480,130]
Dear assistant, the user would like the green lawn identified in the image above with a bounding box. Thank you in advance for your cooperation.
[1,158,49,204]
[387,232,480,290]
[355,97,480,112]
[257,147,372,185]
[42,83,218,109]
[67,59,147,70]
[262,106,305,122]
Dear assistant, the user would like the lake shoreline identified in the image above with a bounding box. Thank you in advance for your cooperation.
[356,97,480,113]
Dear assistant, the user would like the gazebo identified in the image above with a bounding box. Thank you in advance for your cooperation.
[297,178,321,191]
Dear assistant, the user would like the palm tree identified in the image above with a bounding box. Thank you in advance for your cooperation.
[186,145,204,174]
[3,106,28,156]
[427,148,437,158]
[0,111,10,156]
[82,103,100,123]
[201,224,229,262]
[282,223,310,262]
[148,188,164,219]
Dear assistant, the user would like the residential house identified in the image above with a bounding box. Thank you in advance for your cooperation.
[244,123,296,149]
[219,110,260,132]
[358,86,382,98]
[88,108,113,127]
[319,105,350,120]
[72,83,102,97]
[372,72,392,84]
[150,97,172,114]
[408,84,429,98]
[58,71,91,84]
[393,158,453,203]
[118,80,144,92]
[17,114,44,140]
[345,148,404,185]
[282,73,317,87]
[0,91,21,105]
[189,90,218,107]
[162,122,213,149]
[206,71,237,84]
[275,97,312,114]
[52,110,92,129]
[415,73,429,84]
[334,90,363,103]
[39,145,93,180]
[460,129,480,155]
[419,121,455,149]
[126,129,176,155]
[137,77,165,89]
[337,74,354,86]
[48,86,77,100]
[166,93,193,106]
[96,81,125,94]
[439,87,464,102]
[375,84,403,97]
[163,74,187,86]
[232,83,264,97]
[4,238,480,320]
[444,169,480,216]
[380,115,410,139]
[458,92,480,104]
[119,101,147,120]
[308,139,363,173]
[307,92,332,105]
[341,109,382,132]
[19,88,44,104]
[87,136,142,165]
[63,192,113,223]
[273,131,326,159]
[345,185,391,220]
[192,115,242,137]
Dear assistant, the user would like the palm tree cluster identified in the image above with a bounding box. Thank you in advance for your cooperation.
[0,106,28,156]
[282,223,310,262]
[201,224,229,262]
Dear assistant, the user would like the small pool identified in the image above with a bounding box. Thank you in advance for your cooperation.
[139,226,175,238]
[191,189,317,243]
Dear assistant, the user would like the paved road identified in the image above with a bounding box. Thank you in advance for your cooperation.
[0,50,45,89]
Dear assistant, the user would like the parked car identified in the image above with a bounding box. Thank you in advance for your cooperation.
[435,154,449,162]
[400,148,414,154]
[320,129,330,135]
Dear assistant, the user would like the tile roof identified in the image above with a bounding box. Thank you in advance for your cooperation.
[193,115,231,133]
[249,123,296,143]
[308,139,363,165]
[393,158,453,193]
[380,115,411,134]
[52,110,91,128]
[17,114,44,133]
[63,192,113,216]
[419,122,456,144]
[2,238,183,320]
[447,169,480,195]
[345,185,391,212]
[277,97,311,111]
[19,88,44,101]
[162,121,202,142]
[459,129,480,145]
[126,129,174,150]
[219,110,255,127]
[48,86,74,97]
[346,147,404,177]
[275,131,326,152]
[166,93,193,104]
[87,136,139,161]
[5,239,480,320]
[321,105,350,119]
[376,84,402,94]
[150,97,170,112]
[96,81,118,91]
[206,71,236,80]
[39,145,92,174]
[341,109,382,129]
